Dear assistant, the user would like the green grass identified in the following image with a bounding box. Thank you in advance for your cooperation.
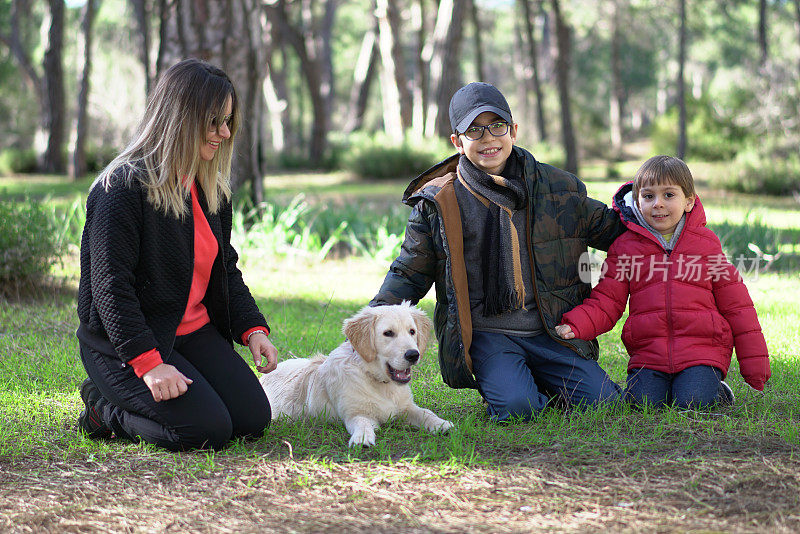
[2,166,800,530]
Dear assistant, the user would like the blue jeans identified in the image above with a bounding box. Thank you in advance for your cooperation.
[469,331,622,422]
[625,365,724,409]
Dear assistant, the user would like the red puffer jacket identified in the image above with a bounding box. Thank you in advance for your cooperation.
[560,182,770,390]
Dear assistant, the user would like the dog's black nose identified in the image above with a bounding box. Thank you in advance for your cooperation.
[404,349,420,363]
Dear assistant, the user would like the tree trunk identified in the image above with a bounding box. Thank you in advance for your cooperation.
[425,0,466,138]
[759,0,768,67]
[549,0,577,174]
[158,0,268,199]
[265,0,337,167]
[70,0,99,180]
[794,0,800,77]
[609,0,624,160]
[376,0,405,137]
[677,0,687,159]
[345,19,379,133]
[519,0,547,142]
[469,0,485,80]
[41,0,66,174]
[411,0,430,132]
[130,0,152,95]
[0,0,42,100]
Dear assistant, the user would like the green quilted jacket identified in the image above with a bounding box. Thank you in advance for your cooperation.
[371,147,625,389]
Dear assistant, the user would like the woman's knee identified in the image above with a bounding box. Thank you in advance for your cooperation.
[232,398,271,439]
[174,409,234,450]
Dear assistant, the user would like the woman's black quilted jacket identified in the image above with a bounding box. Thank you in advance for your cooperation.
[76,167,269,363]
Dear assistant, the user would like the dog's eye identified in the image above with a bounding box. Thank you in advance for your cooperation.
[409,329,416,336]
[383,330,395,337]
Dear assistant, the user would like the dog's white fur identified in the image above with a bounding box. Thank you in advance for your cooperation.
[260,302,454,446]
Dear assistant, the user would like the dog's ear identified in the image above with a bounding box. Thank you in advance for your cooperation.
[343,307,378,362]
[409,306,433,357]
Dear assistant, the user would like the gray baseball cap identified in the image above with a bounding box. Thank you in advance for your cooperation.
[449,82,513,134]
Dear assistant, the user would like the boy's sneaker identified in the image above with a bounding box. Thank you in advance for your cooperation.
[78,378,112,439]
[718,381,735,406]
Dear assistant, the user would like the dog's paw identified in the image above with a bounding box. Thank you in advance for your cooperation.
[348,427,376,447]
[426,418,454,434]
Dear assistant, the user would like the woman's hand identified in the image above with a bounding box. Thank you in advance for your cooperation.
[248,332,278,374]
[142,363,193,402]
[555,324,575,340]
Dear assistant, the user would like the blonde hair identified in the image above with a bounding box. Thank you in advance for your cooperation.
[94,58,240,218]
[633,155,696,202]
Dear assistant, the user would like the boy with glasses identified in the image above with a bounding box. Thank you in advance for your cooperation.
[371,82,626,421]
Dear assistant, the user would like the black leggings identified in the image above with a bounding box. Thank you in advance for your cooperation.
[80,324,271,451]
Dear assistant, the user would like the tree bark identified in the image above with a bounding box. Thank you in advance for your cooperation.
[158,0,268,199]
[411,0,430,132]
[549,0,577,174]
[376,0,406,136]
[70,0,99,180]
[609,0,624,159]
[265,0,337,167]
[130,0,152,95]
[794,0,800,77]
[519,0,547,141]
[41,0,66,173]
[758,0,768,66]
[345,19,379,133]
[468,0,485,80]
[424,0,466,138]
[0,0,42,100]
[677,0,687,159]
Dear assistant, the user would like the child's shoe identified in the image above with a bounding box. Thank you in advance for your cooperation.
[718,381,735,406]
[78,378,112,439]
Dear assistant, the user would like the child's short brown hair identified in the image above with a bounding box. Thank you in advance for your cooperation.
[632,155,696,202]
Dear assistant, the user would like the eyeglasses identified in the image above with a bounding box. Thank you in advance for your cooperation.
[460,121,510,141]
[209,114,233,131]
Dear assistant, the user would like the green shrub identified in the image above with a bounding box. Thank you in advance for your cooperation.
[650,96,748,161]
[341,132,451,180]
[0,199,63,293]
[0,148,37,175]
[720,145,800,196]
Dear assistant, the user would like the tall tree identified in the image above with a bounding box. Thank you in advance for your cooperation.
[468,0,485,81]
[376,0,411,136]
[794,0,800,77]
[70,0,100,180]
[41,0,66,173]
[424,0,466,137]
[411,0,430,132]
[549,0,577,174]
[519,0,547,142]
[345,18,379,133]
[265,0,338,167]
[158,0,268,199]
[608,0,624,159]
[130,0,153,95]
[677,0,687,159]
[758,0,768,66]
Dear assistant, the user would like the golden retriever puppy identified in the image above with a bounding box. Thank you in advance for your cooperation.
[260,302,454,447]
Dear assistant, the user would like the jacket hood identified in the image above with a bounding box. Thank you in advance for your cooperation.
[611,180,707,233]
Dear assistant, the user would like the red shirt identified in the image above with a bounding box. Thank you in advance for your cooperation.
[128,182,217,377]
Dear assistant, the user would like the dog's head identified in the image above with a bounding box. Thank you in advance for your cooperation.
[343,301,433,384]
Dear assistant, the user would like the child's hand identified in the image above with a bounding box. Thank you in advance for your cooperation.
[555,324,575,339]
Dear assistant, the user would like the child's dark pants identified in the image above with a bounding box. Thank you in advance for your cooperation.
[80,323,271,451]
[625,365,725,409]
[469,331,622,422]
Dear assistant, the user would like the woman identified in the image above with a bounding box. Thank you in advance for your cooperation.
[76,58,276,451]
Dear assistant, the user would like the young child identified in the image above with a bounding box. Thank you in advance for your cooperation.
[556,155,770,408]
[371,82,626,422]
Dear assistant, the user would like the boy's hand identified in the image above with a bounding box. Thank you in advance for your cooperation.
[555,324,575,339]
